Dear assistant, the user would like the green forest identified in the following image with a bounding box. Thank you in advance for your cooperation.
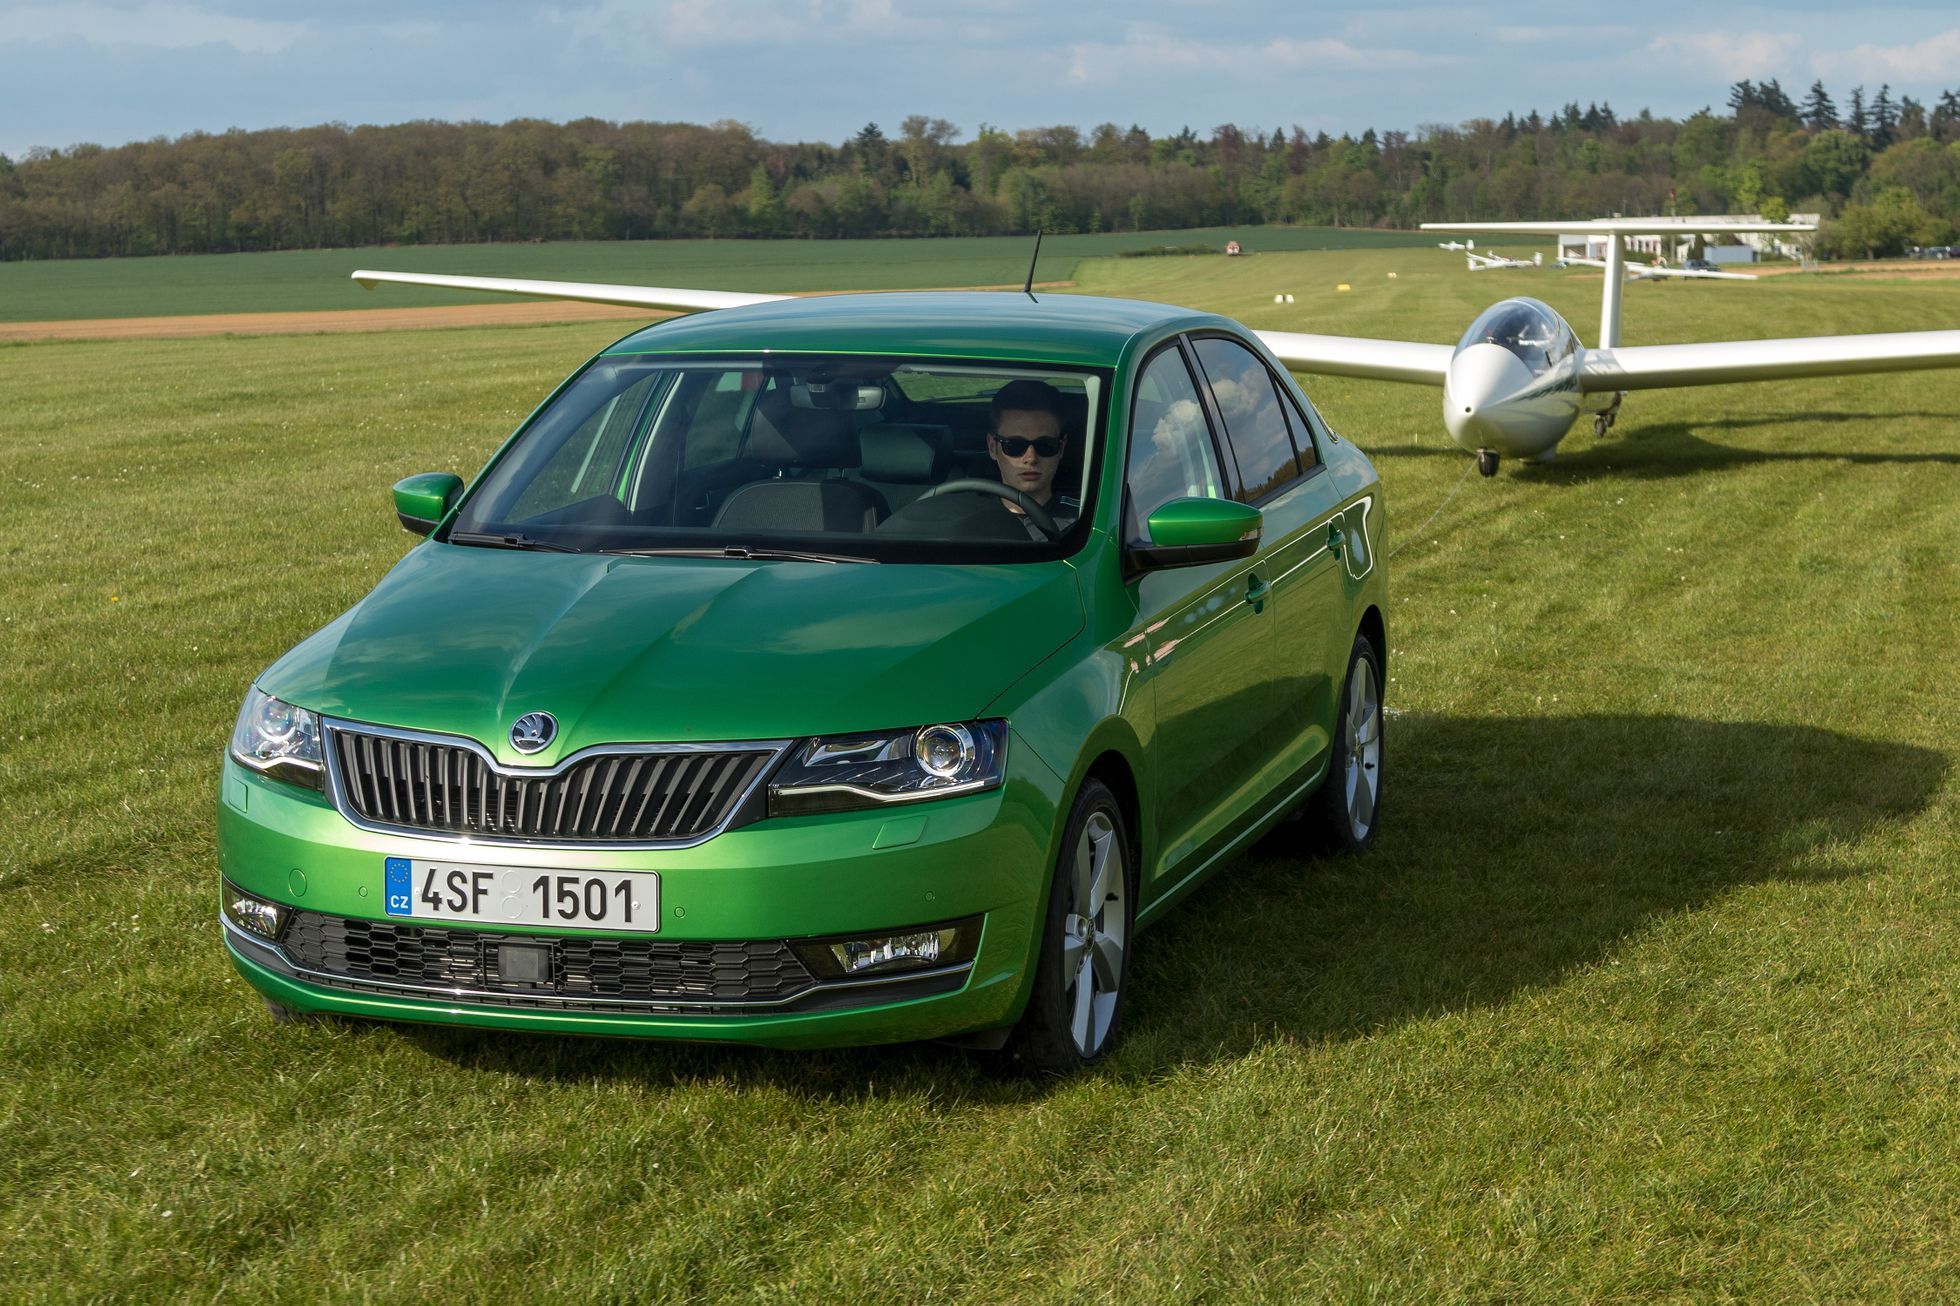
[4,79,1958,262]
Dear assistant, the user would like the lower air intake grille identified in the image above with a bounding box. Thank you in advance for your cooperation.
[281,912,817,1004]
[328,727,772,844]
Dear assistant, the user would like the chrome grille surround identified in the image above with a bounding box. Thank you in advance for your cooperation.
[321,718,791,849]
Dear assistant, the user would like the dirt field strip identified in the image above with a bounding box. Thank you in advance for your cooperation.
[0,281,1078,342]
[1746,259,1960,279]
[0,299,665,342]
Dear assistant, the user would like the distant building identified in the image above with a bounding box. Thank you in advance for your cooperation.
[1224,240,1242,257]
[1556,215,1816,264]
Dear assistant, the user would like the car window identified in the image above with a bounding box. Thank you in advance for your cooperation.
[1124,346,1225,546]
[1280,383,1324,473]
[683,370,760,469]
[1192,336,1302,504]
[450,356,1106,564]
[502,365,665,522]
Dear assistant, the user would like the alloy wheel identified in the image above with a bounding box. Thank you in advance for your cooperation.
[1344,658,1383,841]
[1061,809,1127,1058]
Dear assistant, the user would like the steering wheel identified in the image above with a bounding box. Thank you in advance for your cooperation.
[918,478,1062,539]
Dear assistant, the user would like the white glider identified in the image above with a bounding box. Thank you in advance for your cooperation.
[352,214,1960,476]
[1558,256,1759,282]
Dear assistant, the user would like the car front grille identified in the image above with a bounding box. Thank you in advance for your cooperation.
[280,912,818,1005]
[327,726,774,844]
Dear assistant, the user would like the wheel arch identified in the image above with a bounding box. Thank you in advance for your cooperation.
[1080,747,1142,877]
[989,726,1148,1038]
[1357,602,1386,678]
[1042,712,1150,896]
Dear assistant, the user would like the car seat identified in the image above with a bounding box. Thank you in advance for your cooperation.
[855,423,952,513]
[712,408,887,533]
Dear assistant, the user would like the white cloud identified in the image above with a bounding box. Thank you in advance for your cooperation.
[0,2,306,52]
[1494,23,1636,45]
[1810,28,1960,84]
[1644,29,1801,83]
[1066,21,1455,86]
[549,0,985,50]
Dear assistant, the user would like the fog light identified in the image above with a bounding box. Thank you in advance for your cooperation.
[223,883,287,941]
[832,928,952,975]
[791,917,981,979]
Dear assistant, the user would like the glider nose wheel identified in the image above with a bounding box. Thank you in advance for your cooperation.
[1476,449,1500,477]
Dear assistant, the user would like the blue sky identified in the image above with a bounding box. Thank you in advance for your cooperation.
[4,1,1959,159]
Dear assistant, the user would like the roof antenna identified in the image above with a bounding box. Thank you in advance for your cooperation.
[1023,228,1044,300]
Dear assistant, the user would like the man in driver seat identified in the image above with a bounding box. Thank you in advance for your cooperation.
[987,379,1080,540]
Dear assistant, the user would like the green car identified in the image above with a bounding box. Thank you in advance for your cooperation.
[220,291,1387,1071]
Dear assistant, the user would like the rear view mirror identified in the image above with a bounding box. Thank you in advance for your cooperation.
[392,472,464,536]
[792,380,884,410]
[1131,497,1262,570]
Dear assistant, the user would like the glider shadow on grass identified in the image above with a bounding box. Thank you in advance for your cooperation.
[1364,411,1960,484]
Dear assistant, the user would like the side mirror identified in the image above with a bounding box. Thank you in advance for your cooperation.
[392,472,464,536]
[1130,497,1262,570]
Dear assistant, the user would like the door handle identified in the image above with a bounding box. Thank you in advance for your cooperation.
[1244,574,1270,613]
[1327,524,1345,557]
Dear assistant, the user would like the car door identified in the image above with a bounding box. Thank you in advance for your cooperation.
[1123,340,1280,888]
[1189,335,1348,791]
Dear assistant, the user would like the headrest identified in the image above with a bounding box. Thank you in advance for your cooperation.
[1060,392,1089,438]
[748,407,860,469]
[859,423,950,484]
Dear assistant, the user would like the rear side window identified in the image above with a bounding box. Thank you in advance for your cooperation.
[1192,336,1302,503]
[1281,384,1324,473]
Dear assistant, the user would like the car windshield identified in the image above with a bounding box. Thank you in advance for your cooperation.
[447,356,1106,563]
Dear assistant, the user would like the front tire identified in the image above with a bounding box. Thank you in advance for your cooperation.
[1308,633,1385,854]
[1009,778,1134,1074]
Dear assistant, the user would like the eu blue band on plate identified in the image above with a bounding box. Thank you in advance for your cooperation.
[384,857,412,916]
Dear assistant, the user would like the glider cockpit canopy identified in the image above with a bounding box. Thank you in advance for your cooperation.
[1458,297,1576,372]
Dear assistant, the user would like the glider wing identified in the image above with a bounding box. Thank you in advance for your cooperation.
[1581,331,1960,392]
[1256,331,1453,386]
[351,270,790,313]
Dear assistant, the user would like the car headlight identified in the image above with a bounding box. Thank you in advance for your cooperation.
[768,720,1007,817]
[229,688,324,789]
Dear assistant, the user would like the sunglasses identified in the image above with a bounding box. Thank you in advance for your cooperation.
[993,435,1064,458]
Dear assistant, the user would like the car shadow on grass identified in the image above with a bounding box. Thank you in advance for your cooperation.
[393,1018,1047,1102]
[393,712,1943,1096]
[1121,712,1947,1066]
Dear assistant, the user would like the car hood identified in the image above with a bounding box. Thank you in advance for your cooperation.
[260,543,1084,763]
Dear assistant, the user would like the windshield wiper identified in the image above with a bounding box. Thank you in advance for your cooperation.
[605,544,875,565]
[447,531,583,553]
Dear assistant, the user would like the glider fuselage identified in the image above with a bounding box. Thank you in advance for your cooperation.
[1439,297,1605,459]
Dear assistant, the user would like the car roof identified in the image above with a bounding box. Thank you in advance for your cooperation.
[601,291,1231,369]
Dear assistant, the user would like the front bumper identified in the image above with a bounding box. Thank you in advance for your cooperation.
[218,740,1064,1048]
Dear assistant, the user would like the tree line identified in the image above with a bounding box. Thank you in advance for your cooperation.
[3,80,1959,262]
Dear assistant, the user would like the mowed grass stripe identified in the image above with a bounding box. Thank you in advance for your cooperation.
[2,247,1958,1298]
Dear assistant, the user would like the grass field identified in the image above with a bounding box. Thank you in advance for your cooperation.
[0,225,1437,323]
[3,245,1959,1299]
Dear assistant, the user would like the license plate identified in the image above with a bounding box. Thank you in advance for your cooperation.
[383,857,659,933]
